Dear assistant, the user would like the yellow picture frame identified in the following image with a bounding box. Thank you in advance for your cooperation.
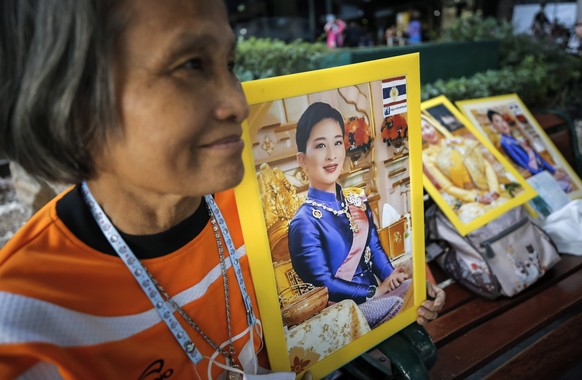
[421,95,536,236]
[456,94,582,202]
[234,54,426,378]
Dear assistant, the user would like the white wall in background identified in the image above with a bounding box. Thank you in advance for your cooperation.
[512,3,578,34]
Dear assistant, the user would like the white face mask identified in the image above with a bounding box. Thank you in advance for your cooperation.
[238,324,260,374]
[208,321,294,380]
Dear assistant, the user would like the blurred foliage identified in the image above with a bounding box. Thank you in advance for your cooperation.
[235,37,328,82]
[438,15,514,42]
[234,19,581,116]
[424,15,582,114]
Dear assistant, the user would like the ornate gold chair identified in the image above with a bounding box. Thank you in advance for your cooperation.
[258,164,329,326]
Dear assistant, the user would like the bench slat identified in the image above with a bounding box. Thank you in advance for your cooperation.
[425,255,582,345]
[435,283,474,317]
[428,273,582,379]
[484,311,582,380]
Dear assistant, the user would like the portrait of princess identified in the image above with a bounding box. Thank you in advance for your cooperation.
[287,102,410,328]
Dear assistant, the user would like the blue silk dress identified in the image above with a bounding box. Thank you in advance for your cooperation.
[500,134,554,175]
[288,185,394,304]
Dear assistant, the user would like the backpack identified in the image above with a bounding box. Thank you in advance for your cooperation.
[425,203,561,299]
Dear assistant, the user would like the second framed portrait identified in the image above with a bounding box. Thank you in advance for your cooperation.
[421,96,536,235]
[235,54,425,378]
[456,94,582,205]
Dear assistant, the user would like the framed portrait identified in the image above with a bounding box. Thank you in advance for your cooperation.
[234,54,426,378]
[421,96,536,235]
[456,94,582,205]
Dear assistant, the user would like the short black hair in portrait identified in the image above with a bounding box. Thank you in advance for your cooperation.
[0,0,128,183]
[486,109,502,123]
[295,102,345,153]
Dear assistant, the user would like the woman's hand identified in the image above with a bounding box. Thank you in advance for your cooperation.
[476,191,499,205]
[416,282,445,325]
[376,266,408,297]
[554,168,569,181]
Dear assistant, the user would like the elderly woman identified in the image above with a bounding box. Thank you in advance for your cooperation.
[0,1,444,378]
[0,1,271,379]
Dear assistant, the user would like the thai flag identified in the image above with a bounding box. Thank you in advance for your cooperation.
[508,103,523,116]
[382,76,407,116]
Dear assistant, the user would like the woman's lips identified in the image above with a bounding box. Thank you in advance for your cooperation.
[201,135,243,149]
[323,164,338,173]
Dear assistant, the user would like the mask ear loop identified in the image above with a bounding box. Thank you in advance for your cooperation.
[206,323,259,378]
[193,365,203,380]
[247,320,258,373]
[245,318,267,373]
[205,354,246,379]
[251,319,264,370]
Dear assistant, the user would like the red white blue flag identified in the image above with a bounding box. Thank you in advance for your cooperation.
[382,76,407,116]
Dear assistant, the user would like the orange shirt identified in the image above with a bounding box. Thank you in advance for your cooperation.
[0,189,264,379]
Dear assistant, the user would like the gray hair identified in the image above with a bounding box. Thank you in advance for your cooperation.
[0,0,126,183]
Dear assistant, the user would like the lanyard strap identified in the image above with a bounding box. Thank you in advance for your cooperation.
[204,194,256,327]
[80,182,255,365]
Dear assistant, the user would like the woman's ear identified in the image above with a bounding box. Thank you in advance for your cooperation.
[297,152,306,168]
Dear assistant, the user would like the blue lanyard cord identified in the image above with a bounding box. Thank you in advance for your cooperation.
[80,182,255,365]
[204,194,256,327]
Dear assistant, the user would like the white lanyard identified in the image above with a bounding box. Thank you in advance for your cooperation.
[80,182,256,366]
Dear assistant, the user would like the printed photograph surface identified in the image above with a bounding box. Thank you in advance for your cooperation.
[422,96,536,235]
[456,94,582,204]
[235,55,426,378]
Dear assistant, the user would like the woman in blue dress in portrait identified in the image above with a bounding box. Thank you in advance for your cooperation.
[288,102,411,328]
[487,110,573,192]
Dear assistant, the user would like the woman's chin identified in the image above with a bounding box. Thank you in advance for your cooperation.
[198,162,245,194]
[222,166,245,190]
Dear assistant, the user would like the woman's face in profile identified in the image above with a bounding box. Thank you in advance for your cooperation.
[297,118,346,193]
[95,0,249,198]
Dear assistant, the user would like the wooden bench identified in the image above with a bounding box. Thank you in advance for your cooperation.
[425,254,582,379]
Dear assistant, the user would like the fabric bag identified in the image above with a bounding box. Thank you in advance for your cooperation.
[542,200,582,255]
[425,204,561,299]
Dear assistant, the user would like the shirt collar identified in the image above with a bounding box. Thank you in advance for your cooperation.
[307,184,343,203]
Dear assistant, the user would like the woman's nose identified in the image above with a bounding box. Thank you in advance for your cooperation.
[326,146,336,160]
[213,75,249,123]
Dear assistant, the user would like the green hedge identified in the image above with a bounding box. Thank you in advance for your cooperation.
[236,37,501,86]
[423,15,582,112]
[235,37,328,82]
[421,53,580,107]
[234,21,582,114]
[321,40,500,84]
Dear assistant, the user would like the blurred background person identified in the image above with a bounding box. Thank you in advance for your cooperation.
[407,10,422,44]
[531,2,551,39]
[567,17,582,55]
[324,14,346,48]
[344,20,364,47]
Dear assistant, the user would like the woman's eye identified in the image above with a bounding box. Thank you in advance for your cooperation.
[335,140,343,146]
[315,143,325,149]
[182,58,202,71]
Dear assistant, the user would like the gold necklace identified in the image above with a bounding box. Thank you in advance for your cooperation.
[304,198,358,232]
[144,205,242,379]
